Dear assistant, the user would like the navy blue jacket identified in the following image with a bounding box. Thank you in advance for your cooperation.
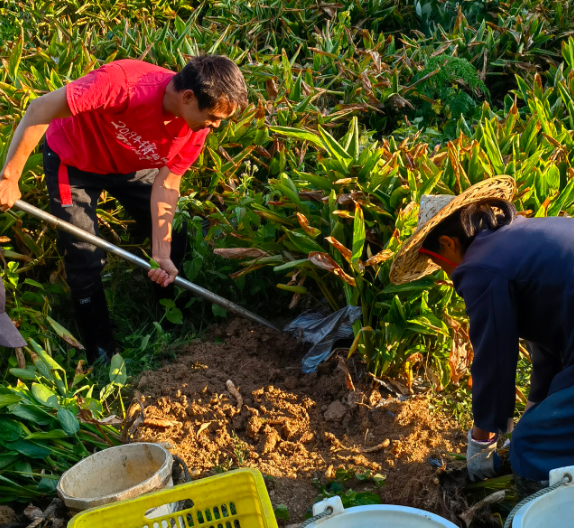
[451,216,574,434]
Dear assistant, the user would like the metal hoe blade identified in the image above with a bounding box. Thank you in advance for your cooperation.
[14,200,280,332]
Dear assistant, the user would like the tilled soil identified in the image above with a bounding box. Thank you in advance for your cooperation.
[134,319,467,525]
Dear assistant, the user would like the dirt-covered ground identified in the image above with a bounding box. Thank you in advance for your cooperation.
[134,319,468,525]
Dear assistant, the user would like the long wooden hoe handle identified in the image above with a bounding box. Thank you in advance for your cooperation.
[14,199,281,332]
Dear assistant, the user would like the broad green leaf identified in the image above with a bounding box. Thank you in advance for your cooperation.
[273,259,310,272]
[407,315,449,336]
[417,172,443,202]
[109,354,127,387]
[46,316,84,349]
[9,367,37,381]
[351,204,365,263]
[269,126,324,149]
[0,394,22,408]
[546,165,561,193]
[285,230,324,254]
[295,171,333,192]
[27,339,66,395]
[281,48,293,90]
[212,304,227,318]
[25,429,68,440]
[274,504,289,521]
[31,383,60,409]
[0,453,19,471]
[481,121,504,175]
[165,307,183,325]
[8,25,24,81]
[23,278,44,290]
[57,409,80,436]
[38,478,58,493]
[0,419,23,442]
[548,178,574,217]
[318,125,351,161]
[9,404,54,425]
[383,278,439,293]
[3,440,51,460]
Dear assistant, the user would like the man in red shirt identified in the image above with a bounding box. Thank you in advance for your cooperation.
[0,56,247,363]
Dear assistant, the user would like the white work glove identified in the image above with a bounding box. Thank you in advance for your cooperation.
[466,429,501,482]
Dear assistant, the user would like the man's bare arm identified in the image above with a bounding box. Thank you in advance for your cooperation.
[0,87,72,209]
[148,166,182,288]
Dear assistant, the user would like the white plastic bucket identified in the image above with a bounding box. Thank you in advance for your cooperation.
[306,496,458,527]
[512,465,574,528]
[57,443,174,515]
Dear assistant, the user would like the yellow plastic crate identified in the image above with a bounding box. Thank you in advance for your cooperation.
[68,468,278,528]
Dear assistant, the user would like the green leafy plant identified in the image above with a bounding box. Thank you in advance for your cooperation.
[312,478,382,509]
[0,342,122,502]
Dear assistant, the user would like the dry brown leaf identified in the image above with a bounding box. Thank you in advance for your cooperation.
[265,78,279,100]
[361,70,373,93]
[361,249,393,267]
[367,50,381,74]
[445,314,473,384]
[388,378,410,396]
[336,356,355,392]
[255,99,266,120]
[308,252,356,286]
[299,191,323,202]
[214,248,268,260]
[431,42,451,57]
[405,352,423,366]
[331,210,354,218]
[296,212,321,237]
[325,236,352,263]
[515,386,528,404]
[334,178,355,184]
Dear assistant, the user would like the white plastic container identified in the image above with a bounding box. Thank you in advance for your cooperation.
[512,465,574,528]
[306,496,458,527]
[57,443,174,515]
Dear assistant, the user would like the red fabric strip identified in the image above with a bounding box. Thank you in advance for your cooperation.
[419,247,458,268]
[58,163,73,207]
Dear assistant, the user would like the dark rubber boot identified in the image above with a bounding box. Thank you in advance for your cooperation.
[71,279,115,365]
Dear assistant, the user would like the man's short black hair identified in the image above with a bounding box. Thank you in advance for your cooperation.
[172,55,247,111]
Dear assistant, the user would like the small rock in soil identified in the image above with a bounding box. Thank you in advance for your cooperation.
[324,400,347,422]
[284,376,299,390]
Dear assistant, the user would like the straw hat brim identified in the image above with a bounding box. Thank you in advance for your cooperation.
[389,176,517,285]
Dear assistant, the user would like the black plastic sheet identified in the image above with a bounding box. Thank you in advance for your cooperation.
[283,306,363,373]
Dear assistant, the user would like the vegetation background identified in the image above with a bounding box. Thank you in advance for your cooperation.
[1,0,572,506]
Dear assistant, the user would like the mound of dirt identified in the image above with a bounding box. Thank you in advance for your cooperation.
[134,319,467,525]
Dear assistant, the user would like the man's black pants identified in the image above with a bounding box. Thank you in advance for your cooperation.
[43,140,187,291]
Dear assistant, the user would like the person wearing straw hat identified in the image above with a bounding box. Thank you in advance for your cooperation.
[0,277,27,349]
[389,176,574,497]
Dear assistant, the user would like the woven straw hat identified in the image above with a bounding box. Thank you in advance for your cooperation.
[389,176,516,285]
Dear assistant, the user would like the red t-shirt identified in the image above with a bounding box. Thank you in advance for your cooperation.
[46,59,209,176]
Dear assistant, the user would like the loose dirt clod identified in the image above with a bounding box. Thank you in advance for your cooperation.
[0,506,18,525]
[135,320,466,524]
